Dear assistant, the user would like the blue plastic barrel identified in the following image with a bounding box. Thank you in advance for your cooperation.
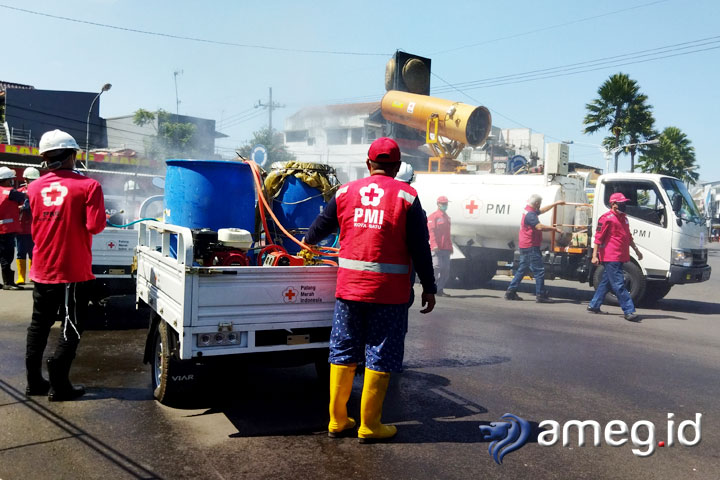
[164,160,256,256]
[271,169,328,254]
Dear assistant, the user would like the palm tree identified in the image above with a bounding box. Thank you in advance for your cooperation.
[623,96,655,171]
[583,73,654,172]
[636,126,698,185]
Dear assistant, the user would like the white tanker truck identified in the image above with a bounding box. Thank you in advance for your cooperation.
[381,90,711,305]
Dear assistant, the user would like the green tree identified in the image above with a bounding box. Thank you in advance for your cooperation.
[133,108,198,160]
[623,98,655,171]
[237,127,295,166]
[583,73,654,172]
[636,126,698,185]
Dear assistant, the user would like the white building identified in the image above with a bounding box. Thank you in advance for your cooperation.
[283,102,545,181]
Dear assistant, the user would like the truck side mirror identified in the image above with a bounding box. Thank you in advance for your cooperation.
[672,193,682,214]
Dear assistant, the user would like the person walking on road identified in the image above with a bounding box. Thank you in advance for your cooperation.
[428,196,452,296]
[587,192,643,322]
[15,167,40,285]
[306,137,437,443]
[505,194,564,302]
[0,166,26,290]
[25,130,106,401]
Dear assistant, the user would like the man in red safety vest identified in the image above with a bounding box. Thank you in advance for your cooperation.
[505,193,564,302]
[0,166,26,290]
[306,137,437,443]
[427,195,453,296]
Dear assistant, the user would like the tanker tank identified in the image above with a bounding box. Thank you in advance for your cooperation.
[412,173,587,251]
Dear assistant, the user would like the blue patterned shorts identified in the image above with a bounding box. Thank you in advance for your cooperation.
[329,299,407,373]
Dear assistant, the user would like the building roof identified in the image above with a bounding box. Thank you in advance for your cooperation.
[0,81,35,92]
[287,102,380,121]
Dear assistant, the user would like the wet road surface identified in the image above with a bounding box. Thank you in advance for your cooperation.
[1,246,719,479]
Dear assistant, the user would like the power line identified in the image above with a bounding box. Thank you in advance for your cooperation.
[432,0,671,55]
[0,4,389,56]
[432,35,720,93]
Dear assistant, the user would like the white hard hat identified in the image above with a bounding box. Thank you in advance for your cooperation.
[39,129,81,155]
[396,162,415,183]
[0,166,16,180]
[23,167,40,180]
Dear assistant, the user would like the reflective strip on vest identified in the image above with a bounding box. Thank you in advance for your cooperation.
[0,218,14,225]
[336,185,349,198]
[397,190,416,205]
[339,257,409,274]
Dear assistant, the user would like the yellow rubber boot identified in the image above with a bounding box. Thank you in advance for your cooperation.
[16,259,26,285]
[358,369,397,443]
[27,259,32,282]
[328,363,357,437]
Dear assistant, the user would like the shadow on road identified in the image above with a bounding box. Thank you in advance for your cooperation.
[86,295,150,330]
[650,299,720,316]
[174,364,514,444]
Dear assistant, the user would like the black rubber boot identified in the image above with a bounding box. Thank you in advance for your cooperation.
[25,356,50,396]
[47,358,85,402]
[1,268,22,290]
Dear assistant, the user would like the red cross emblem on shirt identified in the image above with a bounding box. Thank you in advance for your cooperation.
[40,182,69,207]
[283,287,298,303]
[359,183,384,207]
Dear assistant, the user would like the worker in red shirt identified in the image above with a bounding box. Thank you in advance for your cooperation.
[25,130,106,401]
[427,196,452,296]
[15,167,40,285]
[0,166,26,290]
[307,137,436,443]
[587,192,643,321]
[505,194,564,302]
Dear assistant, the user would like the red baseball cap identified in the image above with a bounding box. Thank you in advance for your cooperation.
[368,137,401,163]
[437,196,449,203]
[609,192,630,204]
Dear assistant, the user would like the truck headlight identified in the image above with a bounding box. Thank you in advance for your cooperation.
[671,249,692,267]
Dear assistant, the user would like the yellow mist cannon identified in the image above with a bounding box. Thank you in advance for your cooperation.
[381,90,492,172]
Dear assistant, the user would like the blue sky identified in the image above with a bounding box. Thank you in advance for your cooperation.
[3,0,719,180]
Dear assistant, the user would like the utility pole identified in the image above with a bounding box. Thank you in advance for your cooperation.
[173,69,183,116]
[255,87,285,133]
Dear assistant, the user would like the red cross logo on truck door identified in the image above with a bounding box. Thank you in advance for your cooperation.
[464,197,483,218]
[107,242,116,249]
[41,182,69,207]
[283,287,298,303]
[359,183,385,207]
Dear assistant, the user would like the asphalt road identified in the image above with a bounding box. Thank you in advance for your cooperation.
[1,246,719,479]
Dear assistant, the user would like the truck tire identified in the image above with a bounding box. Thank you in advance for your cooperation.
[592,262,646,307]
[640,281,672,307]
[151,320,197,405]
[449,258,496,289]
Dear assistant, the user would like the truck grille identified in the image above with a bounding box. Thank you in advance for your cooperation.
[692,249,708,267]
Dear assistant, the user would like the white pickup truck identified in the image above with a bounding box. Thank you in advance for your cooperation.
[135,221,337,405]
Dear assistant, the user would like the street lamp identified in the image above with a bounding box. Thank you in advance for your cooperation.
[607,139,659,173]
[84,83,112,169]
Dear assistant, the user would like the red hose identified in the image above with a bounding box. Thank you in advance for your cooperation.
[245,160,339,261]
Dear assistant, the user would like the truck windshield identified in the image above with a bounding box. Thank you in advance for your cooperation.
[661,178,702,224]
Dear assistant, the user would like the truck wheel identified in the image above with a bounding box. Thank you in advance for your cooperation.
[449,258,495,289]
[151,320,197,405]
[640,281,672,307]
[592,262,646,307]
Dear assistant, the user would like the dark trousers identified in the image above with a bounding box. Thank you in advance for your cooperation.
[16,234,33,259]
[0,233,15,269]
[26,282,90,365]
[508,246,545,296]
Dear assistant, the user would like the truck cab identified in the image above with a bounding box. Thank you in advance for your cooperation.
[593,173,711,303]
